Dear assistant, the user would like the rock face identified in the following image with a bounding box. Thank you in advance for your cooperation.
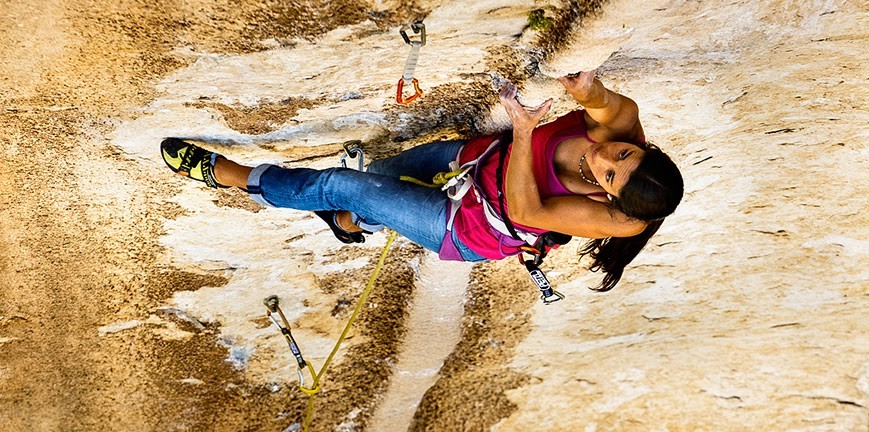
[490,0,869,430]
[0,0,866,431]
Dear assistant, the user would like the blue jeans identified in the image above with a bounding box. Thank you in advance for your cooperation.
[246,140,486,262]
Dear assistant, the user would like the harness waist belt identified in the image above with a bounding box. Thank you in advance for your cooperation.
[437,137,542,260]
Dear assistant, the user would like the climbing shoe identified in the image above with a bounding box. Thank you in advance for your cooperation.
[315,211,368,244]
[161,138,226,188]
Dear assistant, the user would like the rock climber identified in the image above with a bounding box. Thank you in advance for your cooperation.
[161,71,683,291]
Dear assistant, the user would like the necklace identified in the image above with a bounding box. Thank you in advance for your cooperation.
[579,154,600,186]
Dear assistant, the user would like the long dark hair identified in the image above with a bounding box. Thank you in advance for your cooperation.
[579,144,683,291]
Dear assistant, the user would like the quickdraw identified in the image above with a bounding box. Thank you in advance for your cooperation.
[396,21,426,104]
[263,295,316,389]
[518,243,566,305]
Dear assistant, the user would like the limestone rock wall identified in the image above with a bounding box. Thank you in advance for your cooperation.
[493,0,868,430]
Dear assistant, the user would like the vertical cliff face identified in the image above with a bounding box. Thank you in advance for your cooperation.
[1,0,866,430]
[492,1,868,430]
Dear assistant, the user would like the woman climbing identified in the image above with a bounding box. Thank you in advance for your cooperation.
[161,71,683,291]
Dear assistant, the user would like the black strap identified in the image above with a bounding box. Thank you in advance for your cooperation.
[494,130,524,242]
[493,131,571,256]
[492,131,569,305]
[179,144,206,174]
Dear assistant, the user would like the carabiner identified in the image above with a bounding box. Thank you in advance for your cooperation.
[263,295,279,313]
[517,246,543,266]
[396,77,423,104]
[340,140,365,171]
[400,21,426,47]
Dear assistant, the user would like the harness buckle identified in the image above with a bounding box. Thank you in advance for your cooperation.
[340,140,365,171]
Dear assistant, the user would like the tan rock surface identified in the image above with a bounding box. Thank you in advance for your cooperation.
[496,0,869,430]
[1,0,866,431]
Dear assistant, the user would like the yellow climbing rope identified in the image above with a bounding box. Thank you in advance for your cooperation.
[295,230,397,432]
[268,167,467,431]
[399,166,469,189]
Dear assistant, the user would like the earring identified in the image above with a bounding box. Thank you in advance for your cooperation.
[607,193,613,201]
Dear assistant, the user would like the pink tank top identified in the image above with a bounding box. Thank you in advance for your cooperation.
[453,110,597,259]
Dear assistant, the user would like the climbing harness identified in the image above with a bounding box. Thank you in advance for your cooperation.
[340,140,365,171]
[264,232,397,432]
[396,21,426,104]
[407,132,568,304]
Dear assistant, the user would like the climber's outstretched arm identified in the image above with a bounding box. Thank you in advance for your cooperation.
[558,70,644,143]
